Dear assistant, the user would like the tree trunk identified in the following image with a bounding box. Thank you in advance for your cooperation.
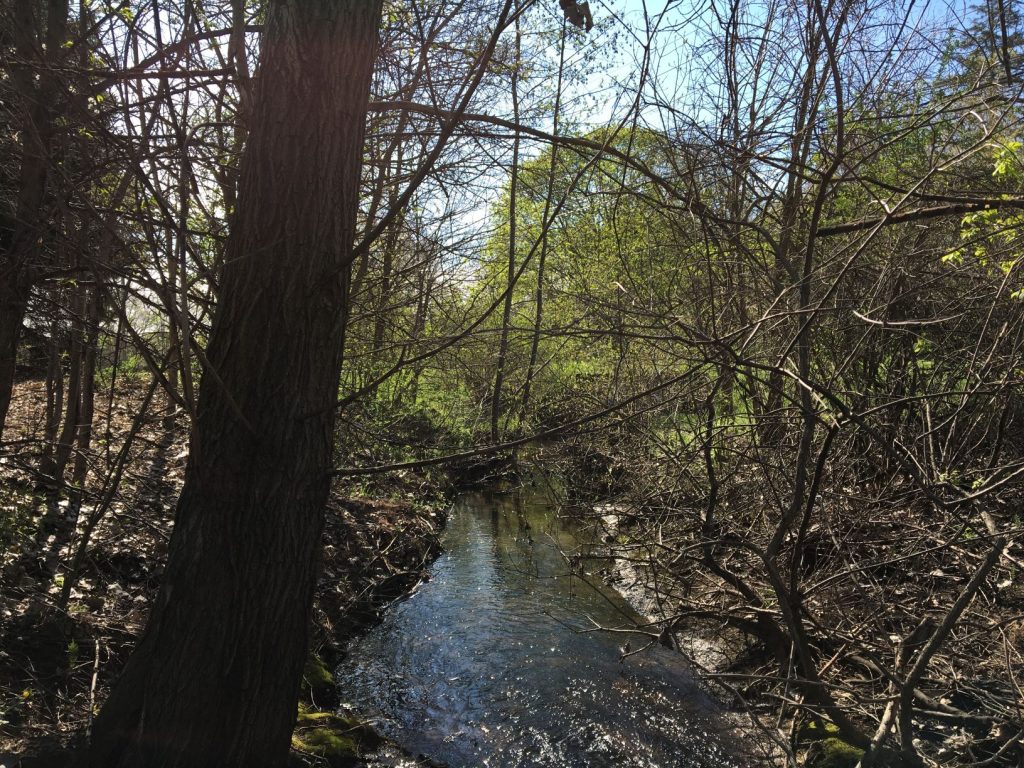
[0,278,32,438]
[42,304,64,468]
[71,283,101,499]
[490,14,521,444]
[88,1,383,766]
[0,0,70,442]
[519,24,565,425]
[49,284,85,487]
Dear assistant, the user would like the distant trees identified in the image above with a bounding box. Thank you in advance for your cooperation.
[465,1,1023,764]
[427,0,1024,764]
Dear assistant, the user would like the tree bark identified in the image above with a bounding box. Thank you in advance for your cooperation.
[518,22,565,426]
[88,1,383,766]
[48,283,85,487]
[0,0,70,442]
[0,278,32,437]
[70,283,101,499]
[490,13,521,444]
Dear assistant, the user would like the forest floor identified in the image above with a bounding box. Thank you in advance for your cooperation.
[574,467,1024,768]
[0,379,447,767]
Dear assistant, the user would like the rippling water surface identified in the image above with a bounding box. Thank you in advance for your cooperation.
[335,490,739,768]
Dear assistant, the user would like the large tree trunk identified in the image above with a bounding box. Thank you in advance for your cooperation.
[88,1,383,766]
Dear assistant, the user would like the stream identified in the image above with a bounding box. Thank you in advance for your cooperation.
[335,489,740,767]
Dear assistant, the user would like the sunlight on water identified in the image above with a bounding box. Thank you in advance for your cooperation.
[336,490,740,768]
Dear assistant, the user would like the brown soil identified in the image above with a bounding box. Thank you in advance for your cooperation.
[0,379,447,767]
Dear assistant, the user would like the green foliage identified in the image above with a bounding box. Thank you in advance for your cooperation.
[948,139,1024,298]
[95,351,148,388]
[465,126,702,433]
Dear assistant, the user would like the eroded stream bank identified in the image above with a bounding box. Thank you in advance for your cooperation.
[337,489,741,768]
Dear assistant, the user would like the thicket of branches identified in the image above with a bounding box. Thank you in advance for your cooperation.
[1,0,1023,765]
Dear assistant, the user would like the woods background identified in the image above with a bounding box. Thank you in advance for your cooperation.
[1,0,1023,766]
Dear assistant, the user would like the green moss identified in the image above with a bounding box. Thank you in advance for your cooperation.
[799,719,841,738]
[302,652,338,706]
[293,724,355,751]
[292,709,382,767]
[799,720,864,768]
[296,709,363,728]
[291,727,358,766]
[809,737,865,768]
[303,653,335,690]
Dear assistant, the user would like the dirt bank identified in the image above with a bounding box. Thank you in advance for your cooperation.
[0,380,448,767]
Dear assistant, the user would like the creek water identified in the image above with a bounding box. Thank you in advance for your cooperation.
[335,489,740,767]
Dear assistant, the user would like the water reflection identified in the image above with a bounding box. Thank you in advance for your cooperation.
[336,491,738,768]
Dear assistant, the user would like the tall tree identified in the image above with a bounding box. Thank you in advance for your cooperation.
[88,0,384,765]
[0,0,70,441]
